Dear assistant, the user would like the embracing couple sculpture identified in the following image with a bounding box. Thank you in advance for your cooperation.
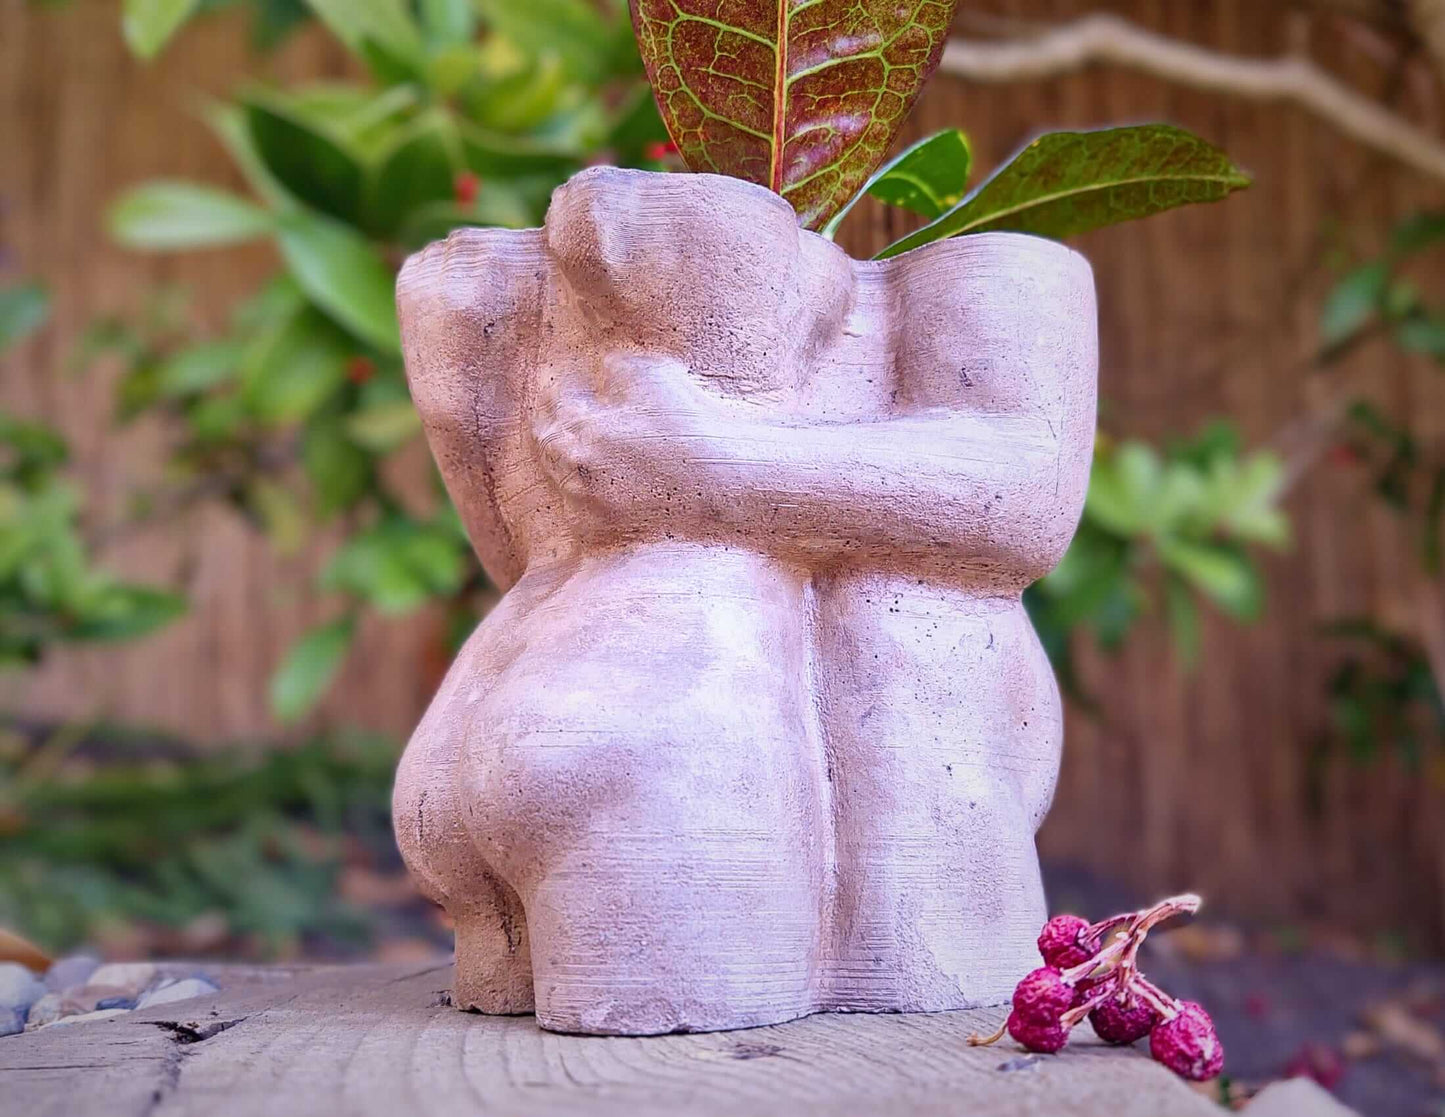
[392,166,1098,1036]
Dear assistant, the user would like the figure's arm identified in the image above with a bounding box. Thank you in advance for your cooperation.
[533,354,1094,585]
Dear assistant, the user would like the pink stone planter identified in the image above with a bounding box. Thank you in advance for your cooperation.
[392,167,1098,1035]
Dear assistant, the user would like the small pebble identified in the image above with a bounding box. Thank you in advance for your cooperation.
[87,963,156,997]
[61,985,132,1015]
[0,962,45,1018]
[25,992,64,1029]
[43,1007,132,1028]
[0,1007,23,1037]
[43,955,99,993]
[94,995,137,1011]
[136,977,219,1009]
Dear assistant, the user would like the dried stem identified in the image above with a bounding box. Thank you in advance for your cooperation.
[940,14,1445,185]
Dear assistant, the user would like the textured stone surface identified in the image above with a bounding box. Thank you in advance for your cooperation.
[393,167,1099,1035]
[88,963,157,997]
[0,961,46,1017]
[43,954,99,992]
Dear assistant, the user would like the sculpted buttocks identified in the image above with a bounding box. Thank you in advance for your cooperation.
[392,167,1097,1034]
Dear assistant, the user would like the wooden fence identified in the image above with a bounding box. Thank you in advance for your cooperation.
[3,0,1443,947]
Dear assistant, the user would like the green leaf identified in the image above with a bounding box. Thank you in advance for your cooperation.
[1395,314,1445,360]
[301,0,424,75]
[1216,454,1291,548]
[822,129,972,239]
[1157,539,1262,621]
[321,519,463,613]
[244,98,367,224]
[630,0,959,230]
[878,126,1252,259]
[0,284,49,352]
[69,585,187,641]
[246,478,308,553]
[344,400,422,451]
[240,305,351,423]
[1389,211,1445,257]
[269,615,355,722]
[478,0,621,84]
[275,214,401,354]
[302,419,372,513]
[202,103,296,212]
[607,84,671,166]
[418,0,476,46]
[363,114,460,235]
[458,121,583,180]
[122,0,200,59]
[1320,263,1388,352]
[156,341,244,397]
[1085,442,1163,537]
[108,182,273,250]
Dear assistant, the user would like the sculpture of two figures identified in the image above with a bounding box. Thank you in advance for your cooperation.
[391,167,1098,1036]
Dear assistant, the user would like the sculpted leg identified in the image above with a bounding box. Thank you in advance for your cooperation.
[813,575,1060,1011]
[393,621,534,1013]
[455,549,827,1035]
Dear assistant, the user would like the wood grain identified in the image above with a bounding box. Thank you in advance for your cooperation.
[0,962,1239,1117]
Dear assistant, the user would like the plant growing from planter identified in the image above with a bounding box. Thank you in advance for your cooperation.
[387,0,1251,1037]
[96,0,1278,728]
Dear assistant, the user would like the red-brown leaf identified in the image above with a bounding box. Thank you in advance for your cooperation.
[629,0,960,230]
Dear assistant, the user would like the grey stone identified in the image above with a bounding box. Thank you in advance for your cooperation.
[43,954,99,993]
[60,985,131,1015]
[136,977,219,1009]
[24,992,64,1029]
[0,1006,23,1037]
[87,962,156,997]
[94,995,136,1011]
[0,962,45,1017]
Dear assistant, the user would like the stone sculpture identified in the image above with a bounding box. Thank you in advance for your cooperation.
[392,166,1098,1035]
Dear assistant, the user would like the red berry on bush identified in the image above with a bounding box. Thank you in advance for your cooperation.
[453,171,481,207]
[1012,966,1075,1025]
[1150,1001,1224,1081]
[644,140,680,161]
[1038,913,1096,969]
[1090,990,1158,1045]
[1007,1009,1068,1054]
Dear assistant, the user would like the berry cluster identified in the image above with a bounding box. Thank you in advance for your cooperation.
[970,893,1224,1082]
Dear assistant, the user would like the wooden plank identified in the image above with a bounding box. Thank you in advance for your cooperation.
[0,963,1232,1117]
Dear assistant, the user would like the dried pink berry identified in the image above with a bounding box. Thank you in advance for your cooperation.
[1038,914,1096,969]
[1071,974,1107,1008]
[1150,1001,1224,1081]
[1090,990,1159,1045]
[1007,1009,1068,1054]
[1012,966,1075,1025]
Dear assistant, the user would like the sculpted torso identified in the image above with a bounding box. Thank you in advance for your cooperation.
[393,168,1097,1035]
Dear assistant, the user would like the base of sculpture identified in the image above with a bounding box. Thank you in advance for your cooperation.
[393,167,1098,1035]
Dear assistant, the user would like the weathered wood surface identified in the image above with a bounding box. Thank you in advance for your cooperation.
[4,0,1445,949]
[0,962,1333,1117]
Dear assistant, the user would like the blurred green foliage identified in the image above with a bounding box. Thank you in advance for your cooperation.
[0,285,185,669]
[0,728,399,955]
[1311,211,1445,763]
[1027,423,1290,692]
[102,0,667,720]
[85,0,1277,720]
